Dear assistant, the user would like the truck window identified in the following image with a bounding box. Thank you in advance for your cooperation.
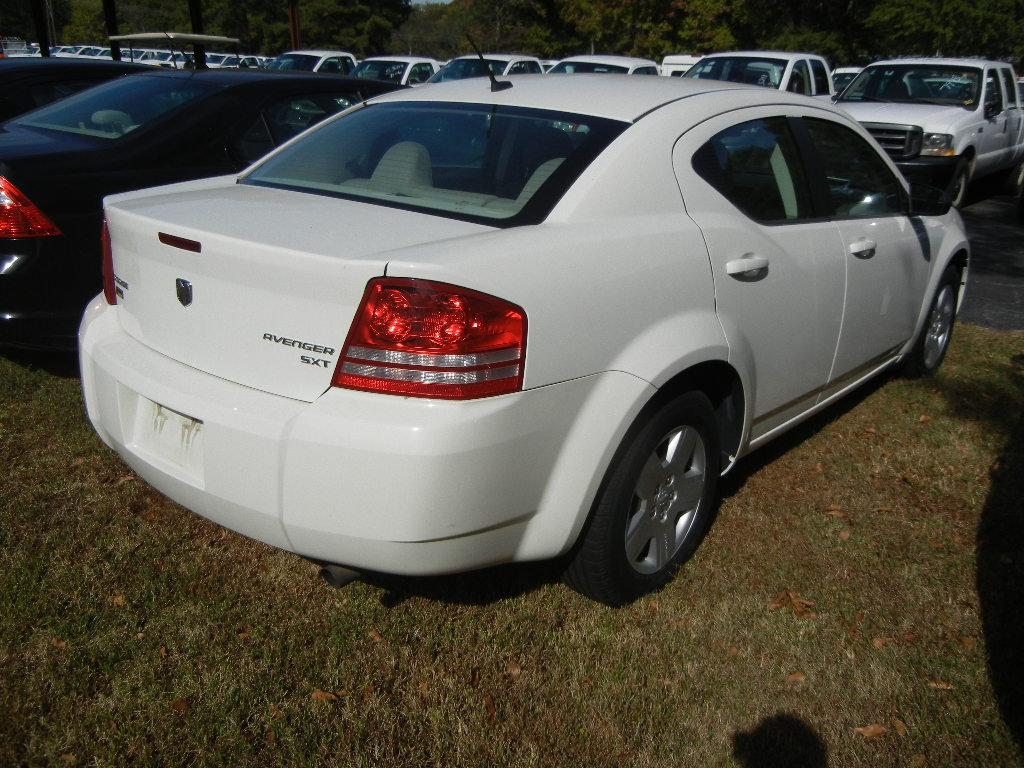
[810,59,830,95]
[999,69,1018,108]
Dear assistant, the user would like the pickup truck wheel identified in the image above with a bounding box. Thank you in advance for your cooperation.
[563,391,721,606]
[902,265,959,378]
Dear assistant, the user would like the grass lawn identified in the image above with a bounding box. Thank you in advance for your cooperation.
[1,323,1022,767]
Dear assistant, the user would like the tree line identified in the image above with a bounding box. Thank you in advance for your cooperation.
[2,0,1022,66]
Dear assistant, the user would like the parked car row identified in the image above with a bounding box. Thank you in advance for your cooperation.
[71,74,967,606]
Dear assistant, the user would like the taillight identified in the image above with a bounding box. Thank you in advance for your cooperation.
[101,220,116,305]
[0,176,62,238]
[334,278,527,400]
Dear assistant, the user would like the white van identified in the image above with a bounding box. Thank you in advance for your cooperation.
[661,54,701,77]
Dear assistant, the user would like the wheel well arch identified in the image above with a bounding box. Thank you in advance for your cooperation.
[949,247,970,306]
[647,360,745,466]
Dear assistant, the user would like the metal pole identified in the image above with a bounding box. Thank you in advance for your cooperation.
[188,0,206,69]
[29,0,51,57]
[101,0,121,60]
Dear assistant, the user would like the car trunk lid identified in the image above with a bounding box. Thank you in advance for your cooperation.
[106,181,491,401]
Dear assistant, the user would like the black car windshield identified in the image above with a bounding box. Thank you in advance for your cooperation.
[13,75,217,139]
[838,65,982,108]
[429,59,505,82]
[267,54,320,71]
[549,61,629,74]
[352,60,408,83]
[684,56,788,88]
[243,101,627,226]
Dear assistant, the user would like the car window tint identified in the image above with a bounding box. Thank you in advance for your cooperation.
[408,63,433,83]
[525,61,542,73]
[233,92,359,165]
[685,57,787,88]
[803,117,903,218]
[691,117,813,222]
[29,79,99,108]
[14,76,216,140]
[319,58,342,74]
[633,66,659,75]
[984,69,1004,113]
[999,69,1018,107]
[243,102,626,226]
[787,61,811,95]
[809,59,829,94]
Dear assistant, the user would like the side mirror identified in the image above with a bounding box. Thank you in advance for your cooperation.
[985,98,1000,119]
[909,182,952,216]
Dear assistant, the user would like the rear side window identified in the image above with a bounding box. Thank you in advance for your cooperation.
[999,68,1018,108]
[803,118,904,218]
[233,92,361,164]
[29,79,101,108]
[691,117,813,222]
[809,60,830,94]
[243,101,627,226]
[633,66,659,75]
[984,69,1004,112]
[787,61,811,95]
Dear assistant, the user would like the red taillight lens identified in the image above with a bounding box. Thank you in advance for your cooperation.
[0,176,62,238]
[334,278,527,400]
[101,220,116,305]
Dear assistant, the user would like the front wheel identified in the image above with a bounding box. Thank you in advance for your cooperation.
[950,161,971,208]
[902,266,959,378]
[563,391,721,606]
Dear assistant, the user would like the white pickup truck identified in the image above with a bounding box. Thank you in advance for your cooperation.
[837,58,1024,206]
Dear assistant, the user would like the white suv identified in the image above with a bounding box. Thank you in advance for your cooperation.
[836,58,1024,207]
[81,77,968,605]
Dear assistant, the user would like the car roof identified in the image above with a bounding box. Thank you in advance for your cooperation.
[0,57,148,74]
[700,51,826,61]
[867,58,1010,68]
[360,56,436,65]
[452,53,538,63]
[281,50,355,58]
[368,74,787,122]
[555,55,657,67]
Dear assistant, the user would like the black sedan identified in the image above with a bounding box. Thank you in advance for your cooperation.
[0,68,401,348]
[0,57,149,123]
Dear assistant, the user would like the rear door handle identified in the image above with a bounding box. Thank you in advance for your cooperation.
[849,238,876,257]
[725,254,769,277]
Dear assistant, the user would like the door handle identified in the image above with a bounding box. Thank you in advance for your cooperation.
[725,254,769,277]
[849,238,876,257]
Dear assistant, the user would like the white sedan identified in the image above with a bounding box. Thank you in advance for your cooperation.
[80,76,969,606]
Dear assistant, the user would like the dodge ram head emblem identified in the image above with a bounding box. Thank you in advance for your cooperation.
[175,278,193,307]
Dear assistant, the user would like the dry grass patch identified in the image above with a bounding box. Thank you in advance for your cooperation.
[1,324,1022,767]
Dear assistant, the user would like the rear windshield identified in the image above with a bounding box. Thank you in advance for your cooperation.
[267,54,319,72]
[429,59,505,82]
[13,75,216,139]
[242,101,627,226]
[352,60,408,83]
[838,65,982,109]
[685,56,788,88]
[550,61,628,74]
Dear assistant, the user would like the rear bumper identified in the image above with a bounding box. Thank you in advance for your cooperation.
[0,235,99,348]
[80,298,654,575]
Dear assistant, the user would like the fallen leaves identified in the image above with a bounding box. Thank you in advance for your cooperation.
[872,636,895,649]
[367,629,384,643]
[893,718,908,737]
[768,590,817,619]
[838,530,852,541]
[110,595,126,607]
[785,671,806,684]
[503,662,522,682]
[483,693,497,722]
[927,679,954,690]
[310,689,339,703]
[853,722,888,739]
[51,637,67,650]
[170,697,189,714]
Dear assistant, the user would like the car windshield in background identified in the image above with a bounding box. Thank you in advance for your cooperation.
[833,72,859,91]
[429,59,505,82]
[13,76,217,140]
[684,57,787,88]
[839,65,981,108]
[267,54,320,72]
[549,61,628,74]
[243,102,626,226]
[352,60,407,83]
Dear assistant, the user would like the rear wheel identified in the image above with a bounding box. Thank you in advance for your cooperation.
[564,391,721,606]
[903,265,959,378]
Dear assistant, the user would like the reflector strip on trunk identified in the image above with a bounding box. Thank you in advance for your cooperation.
[158,232,202,253]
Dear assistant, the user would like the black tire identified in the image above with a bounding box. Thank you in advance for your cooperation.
[563,391,721,606]
[903,265,959,378]
[950,161,970,209]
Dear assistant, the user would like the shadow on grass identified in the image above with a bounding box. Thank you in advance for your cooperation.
[733,712,828,768]
[0,347,80,379]
[361,560,565,607]
[932,351,1024,750]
